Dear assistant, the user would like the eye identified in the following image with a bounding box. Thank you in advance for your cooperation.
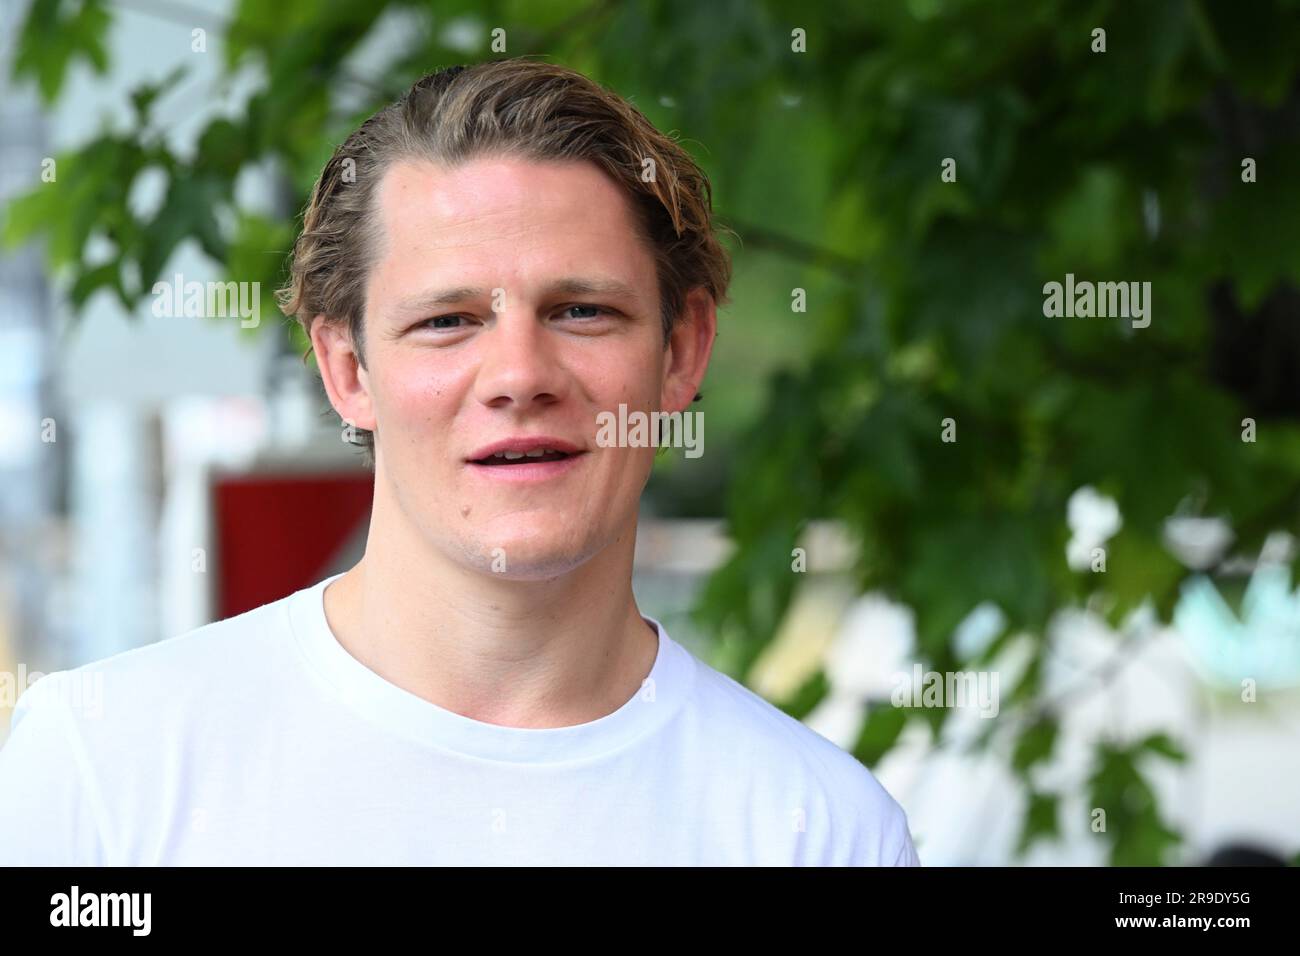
[558,304,611,320]
[420,314,469,330]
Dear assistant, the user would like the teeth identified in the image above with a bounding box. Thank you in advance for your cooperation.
[481,447,566,462]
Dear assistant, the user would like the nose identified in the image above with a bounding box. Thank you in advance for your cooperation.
[472,308,570,410]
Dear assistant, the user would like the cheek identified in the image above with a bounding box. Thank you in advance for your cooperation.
[588,343,667,406]
[378,353,459,432]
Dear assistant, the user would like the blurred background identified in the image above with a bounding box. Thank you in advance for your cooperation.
[1,0,1298,866]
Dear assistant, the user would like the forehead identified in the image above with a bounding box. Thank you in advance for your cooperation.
[368,156,657,302]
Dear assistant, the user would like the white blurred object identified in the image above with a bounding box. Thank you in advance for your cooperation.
[804,593,915,749]
[267,355,315,452]
[70,403,159,663]
[1066,486,1122,570]
[1163,516,1235,571]
[1173,562,1300,690]
[952,601,1007,660]
[824,593,917,698]
[0,327,43,468]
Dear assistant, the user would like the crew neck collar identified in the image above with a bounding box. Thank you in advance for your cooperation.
[287,572,695,764]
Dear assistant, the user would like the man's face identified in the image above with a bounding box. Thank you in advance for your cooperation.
[331,156,700,578]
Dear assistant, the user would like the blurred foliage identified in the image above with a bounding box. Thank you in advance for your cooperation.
[6,0,1300,864]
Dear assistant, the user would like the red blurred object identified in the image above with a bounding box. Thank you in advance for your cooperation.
[213,471,372,619]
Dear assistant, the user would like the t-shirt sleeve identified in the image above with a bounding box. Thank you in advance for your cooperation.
[889,814,922,866]
[843,798,921,867]
[0,673,109,866]
[833,755,921,866]
[795,737,921,866]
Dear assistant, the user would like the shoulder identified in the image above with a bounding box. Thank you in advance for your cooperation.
[683,651,919,864]
[89,592,294,682]
[0,592,303,864]
[11,590,300,753]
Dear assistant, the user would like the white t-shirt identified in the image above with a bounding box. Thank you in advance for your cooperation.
[0,573,920,866]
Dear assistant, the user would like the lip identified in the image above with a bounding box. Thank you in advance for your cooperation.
[465,453,586,483]
[466,436,583,462]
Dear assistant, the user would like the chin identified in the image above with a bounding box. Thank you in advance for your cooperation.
[472,546,593,582]
[461,525,604,581]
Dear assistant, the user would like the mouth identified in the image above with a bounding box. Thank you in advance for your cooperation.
[465,437,587,480]
[470,447,579,466]
[467,437,583,465]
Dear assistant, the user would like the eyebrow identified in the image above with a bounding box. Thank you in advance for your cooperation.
[387,277,644,321]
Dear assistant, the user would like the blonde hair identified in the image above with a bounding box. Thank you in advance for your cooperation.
[278,57,733,464]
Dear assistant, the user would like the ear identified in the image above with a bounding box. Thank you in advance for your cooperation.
[660,287,717,413]
[310,316,377,433]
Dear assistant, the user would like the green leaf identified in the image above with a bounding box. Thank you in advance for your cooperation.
[1137,732,1188,763]
[68,261,124,309]
[1012,718,1059,778]
[197,119,251,177]
[13,0,112,104]
[1017,789,1060,854]
[138,172,230,286]
[776,668,830,722]
[129,65,188,127]
[1088,742,1184,865]
[2,180,62,251]
[851,704,907,767]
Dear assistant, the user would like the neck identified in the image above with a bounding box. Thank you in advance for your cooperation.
[322,486,657,730]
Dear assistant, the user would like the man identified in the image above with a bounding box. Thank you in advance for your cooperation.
[0,59,919,866]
